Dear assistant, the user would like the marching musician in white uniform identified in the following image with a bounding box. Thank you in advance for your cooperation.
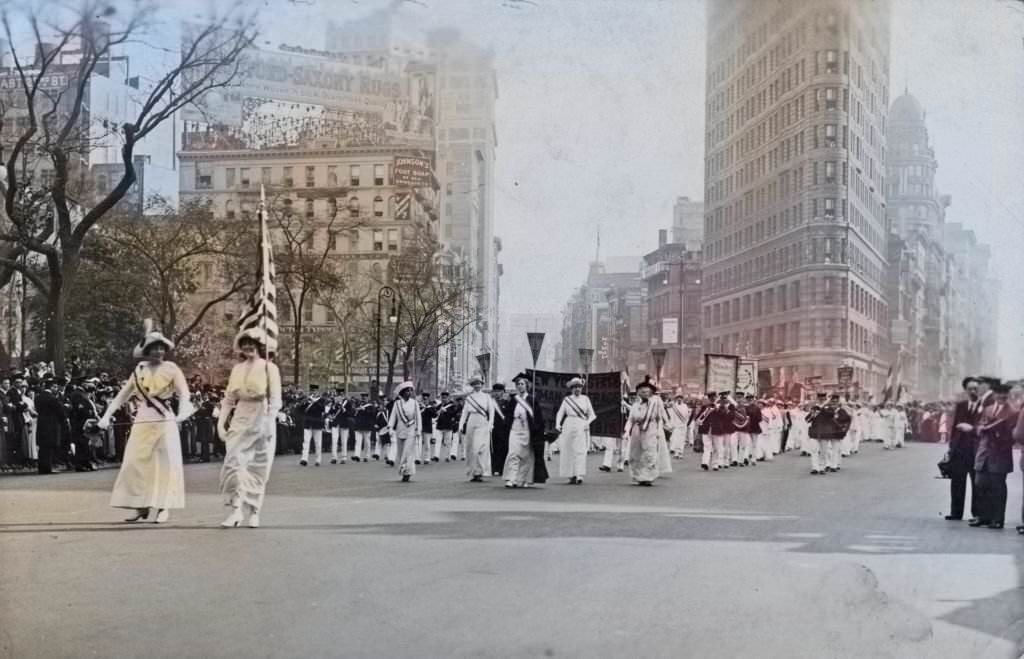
[624,380,663,486]
[555,377,597,485]
[388,382,421,482]
[217,328,282,528]
[458,376,496,482]
[98,322,193,524]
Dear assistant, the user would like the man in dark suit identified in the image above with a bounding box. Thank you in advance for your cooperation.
[946,377,984,521]
[969,383,1016,529]
[35,378,70,475]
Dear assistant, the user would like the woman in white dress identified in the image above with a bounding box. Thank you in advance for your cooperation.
[625,380,664,486]
[503,376,542,488]
[98,323,193,524]
[217,329,282,528]
[555,377,597,485]
[458,376,495,482]
[388,381,421,483]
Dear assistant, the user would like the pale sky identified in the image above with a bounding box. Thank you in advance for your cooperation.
[140,0,1024,375]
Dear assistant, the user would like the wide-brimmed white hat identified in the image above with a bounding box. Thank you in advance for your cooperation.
[133,320,174,359]
[567,377,585,388]
[468,375,484,386]
[234,326,269,351]
[395,381,415,396]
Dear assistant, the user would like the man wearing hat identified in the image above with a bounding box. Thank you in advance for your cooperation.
[601,389,635,473]
[969,382,1016,529]
[432,392,459,462]
[299,385,330,467]
[388,382,421,482]
[946,377,985,521]
[34,377,70,475]
[623,379,664,485]
[458,376,497,482]
[329,387,353,465]
[807,393,851,474]
[353,393,376,462]
[69,377,101,471]
[417,392,437,465]
[554,377,596,484]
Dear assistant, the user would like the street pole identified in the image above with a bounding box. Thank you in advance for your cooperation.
[374,286,395,401]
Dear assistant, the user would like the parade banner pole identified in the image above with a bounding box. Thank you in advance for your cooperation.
[527,332,546,395]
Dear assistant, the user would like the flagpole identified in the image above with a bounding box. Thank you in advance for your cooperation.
[260,184,270,416]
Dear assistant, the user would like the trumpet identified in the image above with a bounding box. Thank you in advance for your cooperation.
[695,406,713,426]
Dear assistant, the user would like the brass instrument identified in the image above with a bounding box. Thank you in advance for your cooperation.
[695,405,713,426]
[732,406,749,428]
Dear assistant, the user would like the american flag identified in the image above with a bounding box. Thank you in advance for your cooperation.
[395,192,411,221]
[881,352,902,404]
[236,186,278,354]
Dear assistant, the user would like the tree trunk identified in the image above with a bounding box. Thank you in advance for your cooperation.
[44,254,74,374]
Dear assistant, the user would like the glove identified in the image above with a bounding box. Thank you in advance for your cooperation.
[97,417,111,431]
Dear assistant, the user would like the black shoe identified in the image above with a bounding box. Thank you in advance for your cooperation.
[431,456,439,462]
[470,475,483,482]
[401,474,411,482]
[299,459,308,466]
[568,477,578,485]
[987,522,1004,530]
[701,464,709,471]
[415,460,422,465]
[330,459,338,464]
[623,460,629,466]
[944,515,962,521]
[968,519,990,527]
[599,466,611,472]
[372,454,380,461]
[352,456,360,462]
[1016,526,1024,535]
[386,460,395,467]
[730,461,738,467]
[810,470,819,475]
[638,481,652,487]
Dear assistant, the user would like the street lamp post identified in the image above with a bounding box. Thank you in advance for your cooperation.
[374,286,397,401]
[651,348,667,388]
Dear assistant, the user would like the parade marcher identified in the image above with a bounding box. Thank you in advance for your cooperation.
[554,377,596,485]
[807,393,851,475]
[353,393,375,462]
[969,383,1016,529]
[416,393,436,465]
[705,392,739,472]
[376,401,394,465]
[217,329,282,529]
[1012,405,1024,535]
[667,392,691,459]
[946,377,984,521]
[623,379,663,486]
[433,392,459,462]
[503,375,545,488]
[879,403,896,449]
[459,377,496,482]
[695,393,715,470]
[491,383,514,477]
[329,387,352,465]
[600,390,633,473]
[735,394,760,466]
[388,382,421,482]
[299,385,329,466]
[98,323,193,524]
[34,377,70,475]
[788,402,808,454]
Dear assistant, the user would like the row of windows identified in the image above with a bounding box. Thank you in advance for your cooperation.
[703,317,884,358]
[196,163,389,191]
[221,194,407,222]
[705,275,886,328]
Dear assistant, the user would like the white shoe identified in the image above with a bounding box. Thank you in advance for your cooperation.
[247,513,260,528]
[220,508,243,528]
[154,509,169,524]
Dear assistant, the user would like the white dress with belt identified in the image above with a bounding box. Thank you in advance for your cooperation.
[555,394,596,478]
[218,358,282,513]
[103,362,193,510]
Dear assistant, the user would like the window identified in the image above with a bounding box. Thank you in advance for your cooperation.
[374,164,385,186]
[825,161,836,183]
[791,280,801,307]
[327,165,338,187]
[373,229,384,252]
[350,165,360,187]
[824,124,837,146]
[825,88,837,109]
[302,302,314,323]
[373,196,384,217]
[261,167,272,185]
[305,166,316,188]
[196,163,212,189]
[240,168,251,188]
[825,49,839,73]
[387,228,399,252]
[824,198,836,219]
[349,196,360,218]
[225,199,236,220]
[349,230,359,251]
[305,199,315,219]
[824,277,835,303]
[283,166,294,188]
[282,198,293,217]
[225,168,236,188]
[280,304,292,323]
[824,238,834,263]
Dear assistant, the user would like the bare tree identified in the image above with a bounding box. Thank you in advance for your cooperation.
[97,196,256,345]
[0,1,257,371]
[270,187,366,384]
[373,223,480,395]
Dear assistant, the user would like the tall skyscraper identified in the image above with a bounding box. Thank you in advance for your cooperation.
[703,0,891,395]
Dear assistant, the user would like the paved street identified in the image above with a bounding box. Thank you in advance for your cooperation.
[1,442,1021,659]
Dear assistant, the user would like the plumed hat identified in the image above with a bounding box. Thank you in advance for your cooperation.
[133,319,174,359]
[567,377,585,388]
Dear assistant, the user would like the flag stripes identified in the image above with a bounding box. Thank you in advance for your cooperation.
[236,186,279,354]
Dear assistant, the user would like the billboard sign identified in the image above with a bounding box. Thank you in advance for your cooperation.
[393,156,434,188]
[527,369,623,438]
[661,317,679,344]
[704,353,739,394]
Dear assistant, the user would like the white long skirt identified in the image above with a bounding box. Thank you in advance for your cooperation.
[657,427,672,474]
[629,426,660,483]
[465,415,491,477]
[559,418,589,478]
[110,407,185,510]
[503,428,534,486]
[219,400,276,513]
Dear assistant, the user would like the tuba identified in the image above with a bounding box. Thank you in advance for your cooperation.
[733,405,749,429]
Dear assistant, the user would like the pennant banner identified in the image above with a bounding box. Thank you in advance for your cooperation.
[526,332,545,367]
